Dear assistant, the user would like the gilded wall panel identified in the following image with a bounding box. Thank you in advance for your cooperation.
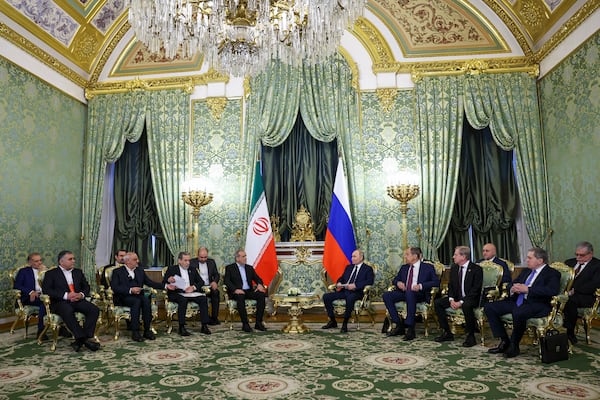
[0,57,86,315]
[540,31,600,261]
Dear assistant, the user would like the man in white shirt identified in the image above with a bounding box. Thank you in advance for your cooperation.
[189,247,221,325]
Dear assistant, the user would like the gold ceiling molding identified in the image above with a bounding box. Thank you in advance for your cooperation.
[338,47,360,91]
[206,97,228,121]
[89,21,131,84]
[351,16,396,72]
[0,22,86,87]
[533,0,600,63]
[481,0,534,57]
[408,57,539,82]
[376,88,398,115]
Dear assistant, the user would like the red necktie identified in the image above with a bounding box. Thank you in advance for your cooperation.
[574,264,582,278]
[69,283,75,293]
[406,265,414,290]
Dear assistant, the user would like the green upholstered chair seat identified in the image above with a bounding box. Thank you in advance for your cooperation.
[43,311,86,326]
[395,301,429,314]
[226,299,257,309]
[578,306,598,318]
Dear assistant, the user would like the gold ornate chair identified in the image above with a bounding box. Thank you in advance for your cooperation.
[499,262,574,345]
[320,265,376,330]
[104,265,159,340]
[577,288,600,344]
[9,265,43,338]
[223,269,282,329]
[386,260,444,337]
[444,261,504,345]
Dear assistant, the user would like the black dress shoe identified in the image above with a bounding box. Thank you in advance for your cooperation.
[503,345,520,358]
[381,318,390,334]
[208,319,221,326]
[488,339,510,354]
[340,324,348,333]
[178,326,191,336]
[322,320,338,329]
[254,322,267,331]
[132,331,145,342]
[567,332,578,345]
[200,324,212,335]
[403,327,416,341]
[242,323,253,333]
[71,340,83,352]
[462,334,477,347]
[434,331,454,342]
[84,340,100,351]
[387,325,404,337]
[143,331,156,340]
[59,327,72,338]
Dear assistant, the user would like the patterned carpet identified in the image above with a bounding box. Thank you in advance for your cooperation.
[1,321,599,399]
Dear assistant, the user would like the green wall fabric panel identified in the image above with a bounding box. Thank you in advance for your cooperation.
[0,57,86,315]
[540,31,600,261]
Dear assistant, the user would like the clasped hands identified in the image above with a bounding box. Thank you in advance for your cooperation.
[67,291,84,302]
[510,283,529,295]
[234,284,266,295]
[396,282,421,292]
[336,282,356,291]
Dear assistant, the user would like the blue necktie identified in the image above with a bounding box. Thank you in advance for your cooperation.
[516,269,537,306]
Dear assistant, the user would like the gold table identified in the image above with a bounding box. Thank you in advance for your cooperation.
[272,293,319,333]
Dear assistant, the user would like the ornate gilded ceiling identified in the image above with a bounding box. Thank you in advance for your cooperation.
[0,0,597,87]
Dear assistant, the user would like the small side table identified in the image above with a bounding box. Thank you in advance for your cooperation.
[272,293,319,333]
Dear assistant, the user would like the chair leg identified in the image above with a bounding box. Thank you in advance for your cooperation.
[423,316,429,337]
[166,314,173,334]
[583,318,591,345]
[114,317,121,340]
[9,315,20,335]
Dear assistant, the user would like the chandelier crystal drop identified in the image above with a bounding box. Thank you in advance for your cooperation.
[127,0,366,77]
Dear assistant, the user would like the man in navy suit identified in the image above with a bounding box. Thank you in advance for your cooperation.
[383,247,439,340]
[434,246,483,347]
[223,249,267,333]
[13,252,48,338]
[322,249,375,333]
[479,243,512,286]
[110,252,166,342]
[485,247,561,358]
[563,241,600,344]
[163,251,212,336]
[41,250,100,352]
[189,246,221,325]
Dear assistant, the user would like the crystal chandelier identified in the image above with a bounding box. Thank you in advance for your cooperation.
[127,0,366,77]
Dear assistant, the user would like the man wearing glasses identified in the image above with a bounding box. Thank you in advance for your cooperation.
[563,241,600,344]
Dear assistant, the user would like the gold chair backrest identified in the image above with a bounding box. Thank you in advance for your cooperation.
[104,265,121,287]
[9,264,29,288]
[499,258,515,272]
[479,260,504,288]
[423,260,445,280]
[550,261,574,295]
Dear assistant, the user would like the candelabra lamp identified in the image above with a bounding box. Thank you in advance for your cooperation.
[182,189,213,255]
[387,184,420,250]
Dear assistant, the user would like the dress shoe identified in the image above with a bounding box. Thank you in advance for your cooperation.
[387,325,405,337]
[200,324,212,335]
[321,320,338,329]
[132,331,145,342]
[434,331,455,342]
[143,331,156,340]
[208,318,221,326]
[488,339,510,354]
[178,326,191,336]
[254,322,267,331]
[71,339,84,352]
[381,318,390,334]
[59,327,72,338]
[242,323,253,333]
[84,340,100,351]
[503,345,520,358]
[462,334,477,347]
[567,332,578,345]
[403,327,416,341]
[340,323,348,333]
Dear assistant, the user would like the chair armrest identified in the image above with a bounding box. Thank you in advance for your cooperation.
[386,285,395,292]
[327,284,337,291]
[200,286,211,294]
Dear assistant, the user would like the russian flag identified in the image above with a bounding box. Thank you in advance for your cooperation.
[323,159,356,282]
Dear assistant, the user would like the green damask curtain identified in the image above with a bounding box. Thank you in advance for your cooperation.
[146,90,189,264]
[112,130,170,266]
[415,76,464,260]
[262,114,338,241]
[81,92,147,280]
[463,73,550,247]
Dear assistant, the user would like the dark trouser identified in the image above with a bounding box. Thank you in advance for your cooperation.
[51,300,99,340]
[232,290,266,324]
[383,290,426,326]
[119,294,152,332]
[484,299,550,345]
[434,296,478,335]
[208,289,220,320]
[563,294,593,331]
[170,295,210,326]
[323,290,363,321]
[23,297,46,331]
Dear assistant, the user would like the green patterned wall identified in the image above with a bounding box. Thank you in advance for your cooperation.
[0,57,86,315]
[540,31,600,261]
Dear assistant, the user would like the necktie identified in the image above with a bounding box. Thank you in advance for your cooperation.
[516,269,537,306]
[69,283,75,293]
[574,264,582,278]
[406,265,414,290]
[348,266,358,284]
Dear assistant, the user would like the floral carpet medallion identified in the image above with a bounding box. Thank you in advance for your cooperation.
[524,378,600,399]
[331,379,375,392]
[364,352,429,369]
[158,374,200,387]
[138,349,197,364]
[0,366,45,384]
[258,339,313,352]
[63,370,105,383]
[443,379,490,393]
[224,374,300,399]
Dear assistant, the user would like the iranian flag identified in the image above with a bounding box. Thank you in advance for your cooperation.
[245,161,278,286]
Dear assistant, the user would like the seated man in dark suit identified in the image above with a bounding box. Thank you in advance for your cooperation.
[563,241,600,344]
[13,252,48,339]
[434,246,483,347]
[190,246,221,325]
[99,249,127,289]
[484,247,561,358]
[479,243,512,287]
[162,251,212,336]
[223,248,267,333]
[41,250,100,352]
[383,246,439,340]
[110,252,167,342]
[322,249,375,333]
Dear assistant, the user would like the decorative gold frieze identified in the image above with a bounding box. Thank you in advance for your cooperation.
[90,21,131,84]
[518,0,546,33]
[376,88,398,115]
[480,0,534,57]
[351,16,395,72]
[408,58,539,80]
[73,32,98,65]
[85,76,198,99]
[206,97,228,121]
